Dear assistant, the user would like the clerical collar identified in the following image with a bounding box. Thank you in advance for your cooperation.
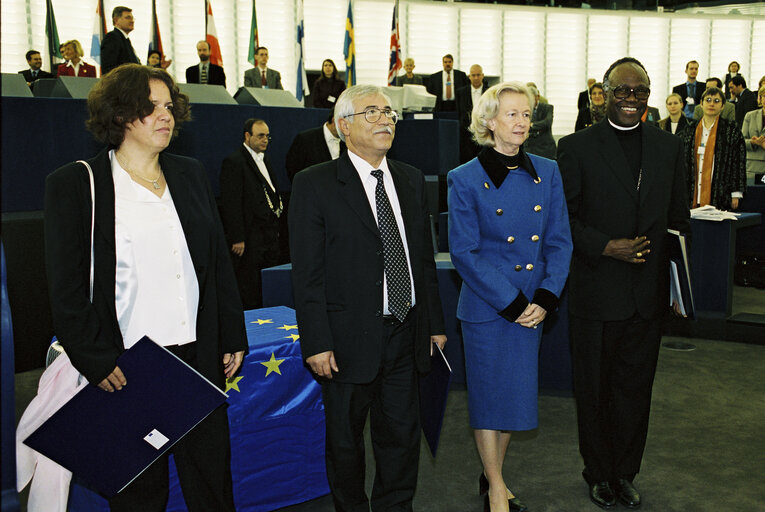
[608,119,640,131]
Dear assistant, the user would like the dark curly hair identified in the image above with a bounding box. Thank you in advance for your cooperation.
[86,63,191,146]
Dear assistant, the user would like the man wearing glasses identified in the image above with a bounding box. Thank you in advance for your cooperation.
[219,118,285,310]
[558,58,690,510]
[289,85,446,512]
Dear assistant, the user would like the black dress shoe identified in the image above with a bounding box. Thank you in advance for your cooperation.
[613,478,641,509]
[589,481,616,509]
[483,493,529,512]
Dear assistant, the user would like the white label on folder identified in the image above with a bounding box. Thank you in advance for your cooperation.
[144,429,169,450]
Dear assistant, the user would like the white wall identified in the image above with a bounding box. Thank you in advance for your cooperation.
[3,0,763,135]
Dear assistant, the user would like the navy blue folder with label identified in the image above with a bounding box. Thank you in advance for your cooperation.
[24,336,227,497]
[419,345,452,457]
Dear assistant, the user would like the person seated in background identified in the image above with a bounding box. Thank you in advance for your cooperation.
[577,78,596,111]
[575,82,605,131]
[285,109,345,183]
[729,75,758,129]
[524,82,556,159]
[244,47,283,89]
[56,40,97,77]
[146,49,171,69]
[18,50,53,87]
[311,59,345,109]
[742,85,765,185]
[724,61,742,100]
[659,93,690,135]
[681,86,746,211]
[693,78,735,122]
[397,57,422,86]
[186,40,225,87]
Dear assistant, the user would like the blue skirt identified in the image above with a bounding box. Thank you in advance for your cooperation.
[462,317,542,431]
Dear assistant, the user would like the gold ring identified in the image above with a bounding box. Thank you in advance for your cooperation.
[636,252,643,258]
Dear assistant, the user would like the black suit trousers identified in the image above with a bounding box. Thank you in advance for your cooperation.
[321,310,420,512]
[570,313,661,483]
[108,343,235,512]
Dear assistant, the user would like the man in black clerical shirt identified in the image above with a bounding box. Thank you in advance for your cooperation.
[557,57,690,510]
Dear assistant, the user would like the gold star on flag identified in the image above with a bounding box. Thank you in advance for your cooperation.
[261,353,285,377]
[285,334,300,342]
[225,376,244,392]
[251,318,273,325]
[277,324,298,331]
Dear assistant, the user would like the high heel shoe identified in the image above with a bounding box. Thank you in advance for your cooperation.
[480,474,529,511]
[479,472,489,496]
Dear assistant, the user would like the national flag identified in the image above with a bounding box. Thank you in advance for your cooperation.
[148,0,164,61]
[247,1,259,66]
[343,0,356,87]
[387,0,402,86]
[90,0,107,70]
[295,0,308,102]
[45,0,62,72]
[205,0,223,67]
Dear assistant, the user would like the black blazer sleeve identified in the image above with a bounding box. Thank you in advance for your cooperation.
[44,161,121,384]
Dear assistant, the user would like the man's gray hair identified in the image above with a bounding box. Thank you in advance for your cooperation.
[470,81,535,147]
[334,85,392,142]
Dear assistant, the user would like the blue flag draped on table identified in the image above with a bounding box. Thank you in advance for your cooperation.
[343,0,356,87]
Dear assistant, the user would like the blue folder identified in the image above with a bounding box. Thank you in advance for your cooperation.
[23,336,227,497]
[419,345,452,457]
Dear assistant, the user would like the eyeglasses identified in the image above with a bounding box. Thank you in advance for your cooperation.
[253,133,272,141]
[346,107,399,124]
[703,97,722,104]
[609,85,651,100]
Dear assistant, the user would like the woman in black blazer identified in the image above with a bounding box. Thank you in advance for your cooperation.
[311,59,345,109]
[44,64,247,511]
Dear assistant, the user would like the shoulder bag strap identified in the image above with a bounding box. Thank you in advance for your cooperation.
[76,160,95,303]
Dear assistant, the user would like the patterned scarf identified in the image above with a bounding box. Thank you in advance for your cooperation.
[692,118,718,208]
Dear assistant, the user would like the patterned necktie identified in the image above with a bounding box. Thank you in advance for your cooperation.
[201,64,208,84]
[261,70,267,86]
[371,169,411,322]
[446,72,452,100]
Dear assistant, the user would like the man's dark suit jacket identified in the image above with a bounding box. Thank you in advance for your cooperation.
[100,29,140,75]
[524,102,557,160]
[577,89,590,112]
[219,145,284,262]
[455,84,488,162]
[18,69,54,84]
[734,88,758,128]
[43,149,248,387]
[426,69,468,111]
[557,121,690,322]
[289,153,445,384]
[672,81,705,117]
[185,63,226,87]
[285,126,345,182]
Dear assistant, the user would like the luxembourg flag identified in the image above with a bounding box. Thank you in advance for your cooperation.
[387,0,402,86]
[205,0,223,67]
[90,0,106,70]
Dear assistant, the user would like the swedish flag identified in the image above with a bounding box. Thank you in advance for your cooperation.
[343,0,356,86]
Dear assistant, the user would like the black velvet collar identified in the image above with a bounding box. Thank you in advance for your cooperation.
[477,146,539,188]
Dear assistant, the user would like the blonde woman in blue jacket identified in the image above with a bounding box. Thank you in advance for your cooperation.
[447,82,572,512]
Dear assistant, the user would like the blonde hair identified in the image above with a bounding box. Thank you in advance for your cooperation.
[665,93,683,104]
[63,39,84,58]
[469,81,534,147]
